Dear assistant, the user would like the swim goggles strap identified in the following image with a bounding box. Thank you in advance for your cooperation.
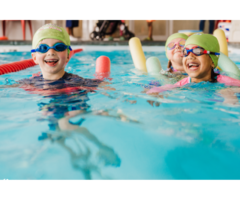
[202,50,220,56]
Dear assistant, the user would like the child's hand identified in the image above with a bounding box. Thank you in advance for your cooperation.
[98,81,110,87]
[97,145,121,167]
[148,93,165,99]
[102,86,116,91]
[0,83,20,89]
[147,100,160,107]
[31,71,41,78]
[98,81,116,91]
[124,99,137,104]
[148,92,159,96]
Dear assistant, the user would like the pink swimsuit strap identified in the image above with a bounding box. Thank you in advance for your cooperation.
[172,67,178,72]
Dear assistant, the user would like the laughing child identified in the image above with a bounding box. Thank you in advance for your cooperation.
[1,23,112,93]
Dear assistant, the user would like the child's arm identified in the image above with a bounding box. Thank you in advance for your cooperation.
[0,77,37,89]
[0,84,20,89]
[147,100,161,107]
[146,77,189,95]
[146,84,179,94]
[218,87,240,105]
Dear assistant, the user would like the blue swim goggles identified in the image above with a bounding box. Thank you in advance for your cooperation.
[31,43,72,53]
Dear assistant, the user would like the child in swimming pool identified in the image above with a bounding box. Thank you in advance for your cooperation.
[143,33,188,100]
[143,33,188,94]
[164,33,188,75]
[147,33,240,104]
[1,23,112,91]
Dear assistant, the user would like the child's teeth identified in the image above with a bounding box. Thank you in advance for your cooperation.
[189,63,198,67]
[46,60,57,63]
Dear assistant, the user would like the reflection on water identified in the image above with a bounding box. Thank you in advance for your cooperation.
[34,80,122,179]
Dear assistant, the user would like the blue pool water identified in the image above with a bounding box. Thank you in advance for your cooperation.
[1,46,240,179]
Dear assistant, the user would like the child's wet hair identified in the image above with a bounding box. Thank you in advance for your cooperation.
[210,68,219,83]
[167,60,173,73]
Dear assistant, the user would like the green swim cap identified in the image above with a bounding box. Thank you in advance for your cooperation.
[185,33,220,67]
[165,33,188,59]
[32,23,71,55]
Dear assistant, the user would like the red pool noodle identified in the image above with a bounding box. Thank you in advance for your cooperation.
[96,56,111,73]
[0,49,83,76]
[95,56,111,80]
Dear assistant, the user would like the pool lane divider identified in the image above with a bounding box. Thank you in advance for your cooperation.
[0,49,83,76]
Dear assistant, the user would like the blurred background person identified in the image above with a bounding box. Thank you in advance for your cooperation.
[199,19,215,34]
[66,19,79,41]
[145,19,156,41]
[107,20,125,41]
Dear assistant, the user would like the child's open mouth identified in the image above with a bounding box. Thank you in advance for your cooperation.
[44,59,59,67]
[187,62,199,71]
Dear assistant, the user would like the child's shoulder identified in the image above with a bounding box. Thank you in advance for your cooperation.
[63,72,102,86]
[217,74,240,86]
[62,72,83,80]
[17,74,44,85]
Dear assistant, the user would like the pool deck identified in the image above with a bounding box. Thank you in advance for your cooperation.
[1,40,240,47]
[0,40,166,46]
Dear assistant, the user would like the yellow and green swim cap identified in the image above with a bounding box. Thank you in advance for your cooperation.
[185,33,220,68]
[32,23,71,54]
[165,33,189,59]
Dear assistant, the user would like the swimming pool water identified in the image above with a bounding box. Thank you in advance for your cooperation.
[1,46,240,179]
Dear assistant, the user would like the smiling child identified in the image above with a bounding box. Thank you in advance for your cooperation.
[177,34,240,86]
[165,33,188,74]
[8,23,114,93]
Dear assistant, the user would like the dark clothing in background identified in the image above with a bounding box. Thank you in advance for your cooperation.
[199,19,215,34]
[66,19,78,28]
